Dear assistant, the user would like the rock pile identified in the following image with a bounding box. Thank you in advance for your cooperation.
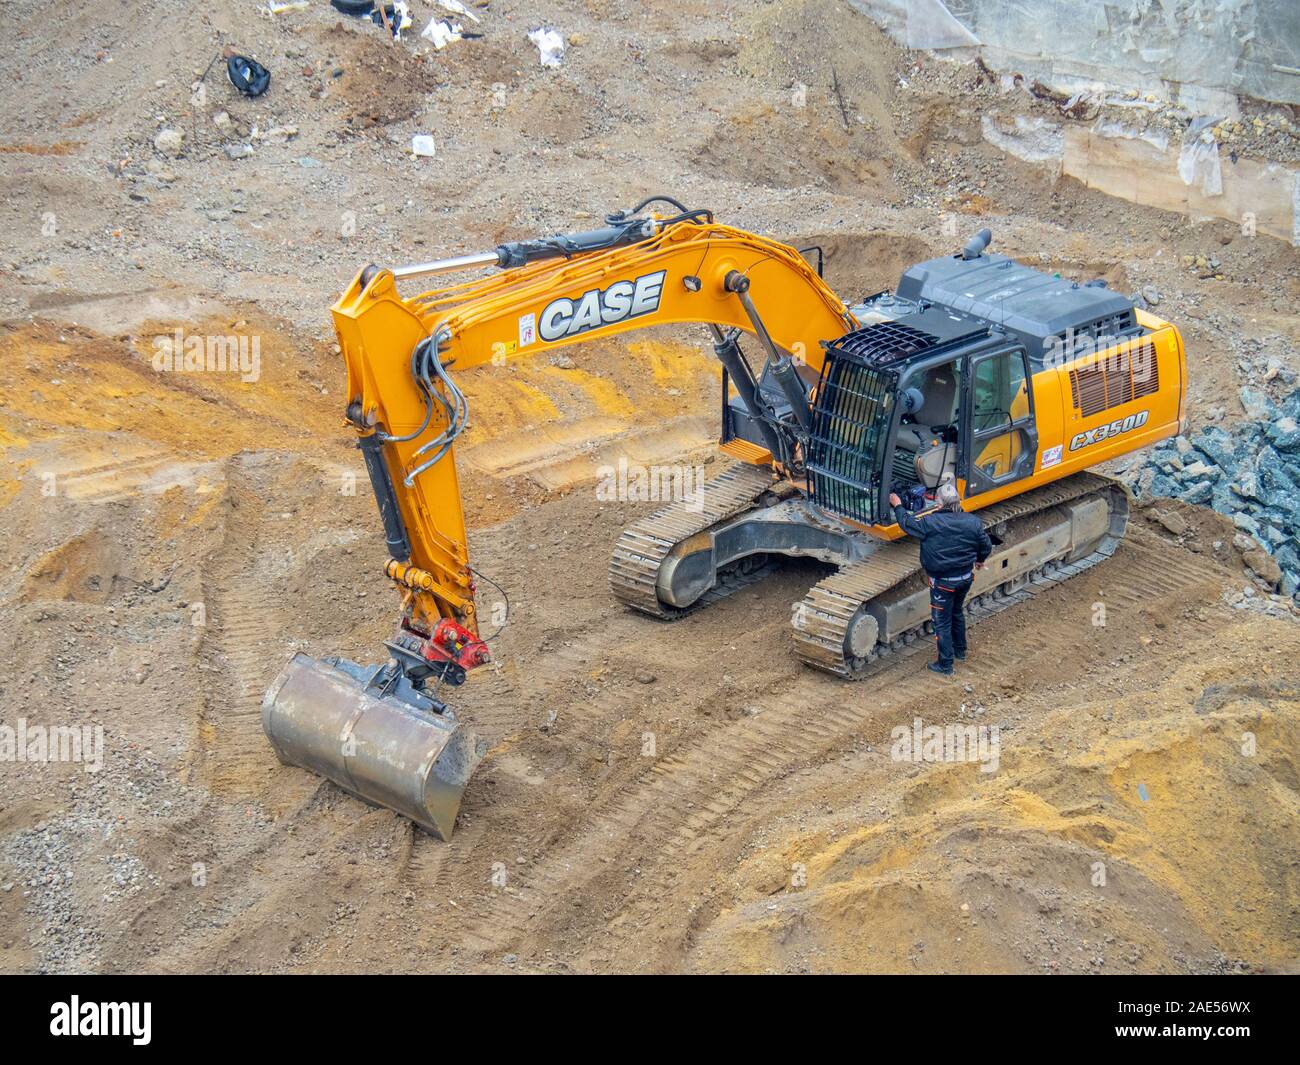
[1121,388,1300,600]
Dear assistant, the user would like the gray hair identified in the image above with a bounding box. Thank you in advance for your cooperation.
[936,480,962,511]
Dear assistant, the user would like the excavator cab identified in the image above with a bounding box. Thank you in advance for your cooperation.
[805,324,1043,524]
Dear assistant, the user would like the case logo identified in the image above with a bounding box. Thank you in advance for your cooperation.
[538,271,666,342]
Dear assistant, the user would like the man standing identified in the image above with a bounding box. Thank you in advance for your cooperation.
[888,481,993,675]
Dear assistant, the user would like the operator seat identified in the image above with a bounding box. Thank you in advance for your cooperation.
[897,363,959,486]
[915,439,957,487]
[914,366,957,422]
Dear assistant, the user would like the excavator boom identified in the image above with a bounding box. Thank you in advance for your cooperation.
[329,211,850,638]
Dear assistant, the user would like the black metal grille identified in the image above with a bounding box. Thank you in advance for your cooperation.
[806,328,919,526]
[831,320,938,367]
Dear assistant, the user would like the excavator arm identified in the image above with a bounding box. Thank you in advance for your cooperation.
[329,206,852,671]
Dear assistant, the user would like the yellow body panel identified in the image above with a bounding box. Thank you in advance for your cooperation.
[967,313,1184,509]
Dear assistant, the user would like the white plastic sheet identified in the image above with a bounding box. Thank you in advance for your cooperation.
[437,0,480,22]
[1177,115,1225,197]
[528,28,566,68]
[422,18,464,49]
[1178,138,1224,197]
[903,0,979,49]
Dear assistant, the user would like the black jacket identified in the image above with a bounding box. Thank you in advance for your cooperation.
[893,504,993,579]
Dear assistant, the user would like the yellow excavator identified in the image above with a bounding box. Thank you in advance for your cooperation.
[261,197,1187,839]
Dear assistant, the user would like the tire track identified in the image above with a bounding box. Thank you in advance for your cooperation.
[197,458,289,797]
[445,539,1229,962]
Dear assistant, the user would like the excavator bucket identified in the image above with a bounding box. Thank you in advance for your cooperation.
[261,653,483,840]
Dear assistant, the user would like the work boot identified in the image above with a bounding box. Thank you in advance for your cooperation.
[927,661,954,676]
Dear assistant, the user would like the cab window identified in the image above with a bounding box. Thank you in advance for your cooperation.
[967,350,1035,494]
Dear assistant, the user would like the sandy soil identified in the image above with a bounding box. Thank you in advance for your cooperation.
[0,0,1297,974]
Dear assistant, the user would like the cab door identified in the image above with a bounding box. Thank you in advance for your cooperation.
[961,346,1037,496]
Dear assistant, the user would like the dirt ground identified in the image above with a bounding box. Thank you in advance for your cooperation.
[0,1,1297,974]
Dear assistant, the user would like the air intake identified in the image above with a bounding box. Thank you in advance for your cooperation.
[1068,340,1159,418]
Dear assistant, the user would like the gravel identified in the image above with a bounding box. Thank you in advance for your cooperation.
[1123,386,1300,599]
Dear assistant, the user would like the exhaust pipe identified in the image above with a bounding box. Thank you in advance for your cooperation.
[262,653,484,840]
[962,228,992,260]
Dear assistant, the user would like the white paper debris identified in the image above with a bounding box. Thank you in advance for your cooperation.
[528,28,566,68]
[422,17,464,49]
[411,135,437,158]
[437,0,480,23]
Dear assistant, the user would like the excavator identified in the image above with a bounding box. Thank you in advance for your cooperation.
[261,196,1187,840]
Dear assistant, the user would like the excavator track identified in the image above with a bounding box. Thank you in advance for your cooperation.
[792,473,1129,679]
[609,462,776,619]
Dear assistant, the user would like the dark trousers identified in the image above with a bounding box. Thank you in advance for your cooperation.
[928,574,972,668]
